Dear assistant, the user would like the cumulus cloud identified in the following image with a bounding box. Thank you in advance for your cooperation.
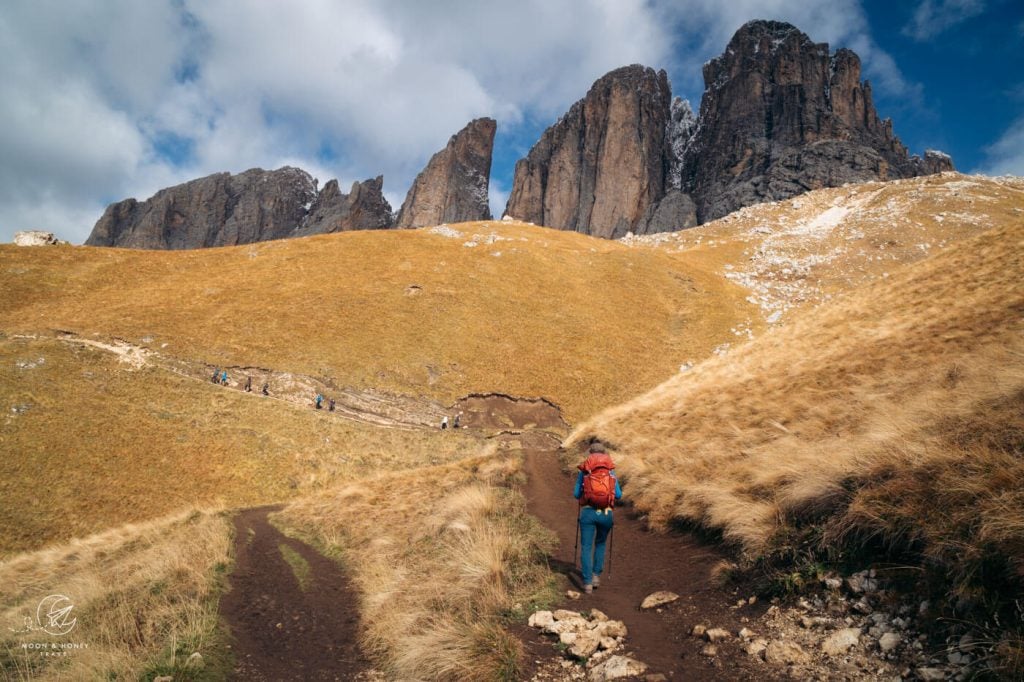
[0,0,923,243]
[975,116,1024,176]
[902,0,987,41]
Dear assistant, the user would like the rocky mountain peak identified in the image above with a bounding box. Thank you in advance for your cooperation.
[395,117,496,229]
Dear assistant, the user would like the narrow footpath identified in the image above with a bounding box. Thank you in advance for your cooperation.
[219,506,370,681]
[522,448,776,680]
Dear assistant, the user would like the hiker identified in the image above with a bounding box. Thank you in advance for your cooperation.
[328,397,336,412]
[211,368,220,384]
[315,393,324,410]
[220,370,228,385]
[261,382,269,396]
[453,413,461,429]
[574,442,621,594]
[440,415,449,430]
[244,376,252,392]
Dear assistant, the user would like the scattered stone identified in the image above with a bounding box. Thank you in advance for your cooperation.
[846,571,879,594]
[640,591,680,609]
[594,620,628,639]
[800,615,831,629]
[691,624,707,638]
[705,628,732,643]
[765,640,810,665]
[747,596,757,605]
[589,608,609,622]
[554,609,583,621]
[852,598,873,614]
[600,637,619,651]
[588,655,648,682]
[822,628,862,656]
[738,627,755,640]
[916,668,947,681]
[700,644,718,657]
[154,677,173,682]
[645,675,667,682]
[185,652,204,670]
[568,631,601,659]
[529,611,555,629]
[878,633,901,653]
[567,590,582,600]
[744,638,768,659]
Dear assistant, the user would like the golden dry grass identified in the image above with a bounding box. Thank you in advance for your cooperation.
[0,509,231,680]
[568,218,1023,551]
[0,220,755,422]
[274,450,557,681]
[0,335,484,555]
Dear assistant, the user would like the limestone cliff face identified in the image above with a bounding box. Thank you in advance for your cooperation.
[504,65,679,239]
[86,168,395,249]
[294,176,392,237]
[506,20,953,237]
[87,167,318,249]
[683,20,954,223]
[394,118,496,228]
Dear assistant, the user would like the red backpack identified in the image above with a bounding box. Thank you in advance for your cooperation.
[579,453,616,509]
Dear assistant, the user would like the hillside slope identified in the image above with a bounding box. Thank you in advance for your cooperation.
[567,216,1024,627]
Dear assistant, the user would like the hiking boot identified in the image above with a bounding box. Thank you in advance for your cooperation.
[583,584,593,594]
[592,575,601,588]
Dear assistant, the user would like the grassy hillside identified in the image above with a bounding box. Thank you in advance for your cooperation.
[567,218,1024,668]
[0,221,755,423]
[0,334,484,555]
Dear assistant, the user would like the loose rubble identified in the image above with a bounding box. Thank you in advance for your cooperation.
[528,608,643,680]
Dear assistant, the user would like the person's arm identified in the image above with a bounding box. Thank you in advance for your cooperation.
[573,471,584,499]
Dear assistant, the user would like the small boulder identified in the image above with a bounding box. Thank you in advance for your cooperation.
[588,655,648,681]
[14,231,62,246]
[567,589,582,600]
[640,591,679,609]
[700,644,718,657]
[765,640,810,666]
[916,668,947,681]
[822,628,861,656]
[878,632,901,652]
[568,631,602,659]
[738,627,755,640]
[154,677,173,682]
[590,608,609,622]
[529,611,555,629]
[593,620,628,639]
[744,638,769,659]
[599,637,619,651]
[554,609,583,621]
[705,628,731,643]
[691,624,707,638]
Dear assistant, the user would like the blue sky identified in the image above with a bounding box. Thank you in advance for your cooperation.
[0,0,1021,244]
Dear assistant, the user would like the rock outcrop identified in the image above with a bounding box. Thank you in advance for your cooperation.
[506,20,953,237]
[87,167,320,249]
[14,231,65,246]
[87,167,395,249]
[395,118,496,229]
[293,176,392,237]
[504,65,686,239]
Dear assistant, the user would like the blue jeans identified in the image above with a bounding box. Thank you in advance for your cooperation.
[579,507,614,585]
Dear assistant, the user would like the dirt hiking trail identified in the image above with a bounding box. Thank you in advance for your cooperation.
[522,448,776,680]
[220,506,371,681]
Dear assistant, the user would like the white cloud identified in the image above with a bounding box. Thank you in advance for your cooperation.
[975,116,1024,176]
[0,0,925,244]
[902,0,986,41]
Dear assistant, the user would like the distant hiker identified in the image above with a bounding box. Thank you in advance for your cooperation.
[244,376,252,392]
[328,398,336,412]
[574,442,621,594]
[221,370,228,385]
[261,382,269,396]
[440,415,449,430]
[315,393,324,410]
[211,368,220,384]
[453,413,461,429]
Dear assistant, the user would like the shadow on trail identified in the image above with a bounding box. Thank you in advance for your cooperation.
[219,506,370,681]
